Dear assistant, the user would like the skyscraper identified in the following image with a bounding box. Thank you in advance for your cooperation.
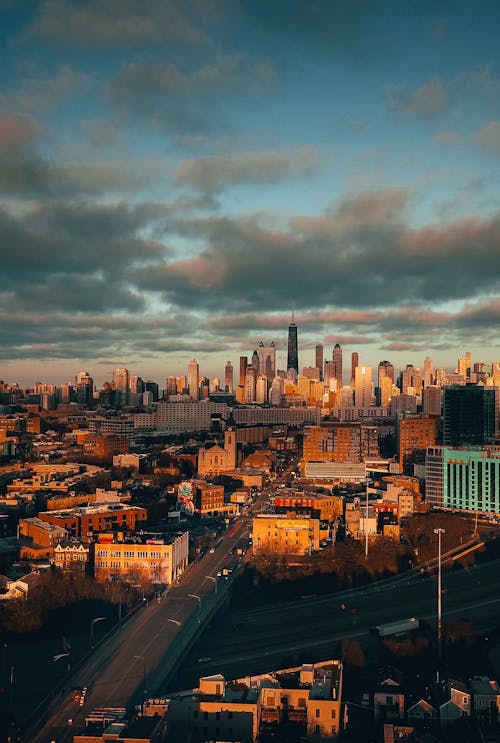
[443,384,496,447]
[287,317,298,376]
[315,344,324,380]
[378,360,394,388]
[332,343,343,390]
[423,356,434,388]
[354,365,373,408]
[224,361,233,393]
[188,359,199,400]
[258,341,276,381]
[350,352,359,388]
[112,367,129,391]
[239,356,248,387]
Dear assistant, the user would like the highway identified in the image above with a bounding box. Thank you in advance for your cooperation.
[181,555,500,685]
[25,517,250,743]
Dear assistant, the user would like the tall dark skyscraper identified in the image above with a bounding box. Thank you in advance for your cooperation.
[287,316,298,375]
[333,343,343,390]
[315,344,324,380]
[443,384,496,446]
[350,352,359,388]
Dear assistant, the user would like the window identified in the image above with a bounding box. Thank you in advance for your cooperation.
[315,724,320,734]
[203,711,208,720]
[316,708,320,718]
[298,697,306,707]
[331,709,336,719]
[386,695,393,705]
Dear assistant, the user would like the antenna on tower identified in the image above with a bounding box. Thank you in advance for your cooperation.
[291,303,295,323]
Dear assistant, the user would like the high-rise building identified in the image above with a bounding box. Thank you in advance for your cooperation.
[350,352,358,388]
[422,386,442,416]
[443,384,496,447]
[354,365,373,408]
[75,371,93,406]
[315,345,324,380]
[224,361,233,393]
[166,376,177,396]
[378,360,394,388]
[188,359,200,401]
[239,357,248,387]
[256,375,268,404]
[245,367,256,403]
[423,356,434,388]
[400,364,422,397]
[129,375,144,394]
[258,342,276,381]
[396,414,437,474]
[426,445,500,513]
[287,318,298,376]
[145,380,160,401]
[112,367,129,392]
[332,343,343,390]
[251,349,260,373]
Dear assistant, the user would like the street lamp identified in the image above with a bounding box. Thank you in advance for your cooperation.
[133,655,147,700]
[90,616,107,648]
[205,575,218,594]
[167,618,182,657]
[364,478,370,558]
[188,594,202,623]
[53,652,71,673]
[434,527,445,671]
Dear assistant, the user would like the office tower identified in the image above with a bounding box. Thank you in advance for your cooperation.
[129,375,144,394]
[175,376,186,394]
[145,380,159,401]
[315,345,324,380]
[287,317,298,376]
[492,361,500,388]
[112,367,129,391]
[188,359,200,400]
[75,371,93,406]
[378,360,394,388]
[380,376,394,407]
[426,446,500,513]
[239,356,248,386]
[400,364,422,397]
[210,378,220,393]
[251,349,260,373]
[423,356,434,388]
[200,377,209,399]
[256,375,268,403]
[302,366,320,381]
[270,376,284,406]
[390,393,417,416]
[350,352,358,387]
[324,360,335,385]
[354,366,373,407]
[166,376,177,396]
[443,384,496,446]
[60,383,72,404]
[245,367,256,403]
[224,361,233,393]
[422,386,442,416]
[435,368,446,388]
[332,343,343,390]
[258,341,276,381]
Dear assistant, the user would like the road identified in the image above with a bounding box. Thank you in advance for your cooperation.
[25,518,251,743]
[179,554,500,686]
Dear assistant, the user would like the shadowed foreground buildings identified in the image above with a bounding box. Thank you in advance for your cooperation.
[165,659,343,742]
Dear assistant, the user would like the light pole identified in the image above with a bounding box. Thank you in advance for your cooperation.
[90,616,107,648]
[167,618,182,657]
[364,479,370,558]
[53,652,71,673]
[205,575,217,594]
[434,527,445,671]
[133,655,147,700]
[188,594,202,623]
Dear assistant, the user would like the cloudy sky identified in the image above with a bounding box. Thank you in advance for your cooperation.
[1,0,500,387]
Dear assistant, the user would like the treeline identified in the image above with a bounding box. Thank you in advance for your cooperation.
[0,572,134,638]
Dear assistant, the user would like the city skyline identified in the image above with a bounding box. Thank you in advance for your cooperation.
[1,2,500,384]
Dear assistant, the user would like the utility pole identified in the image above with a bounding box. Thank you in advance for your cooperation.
[434,527,445,677]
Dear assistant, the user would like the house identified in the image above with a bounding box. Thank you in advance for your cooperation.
[407,698,437,724]
[437,678,470,727]
[469,675,500,725]
[374,670,405,721]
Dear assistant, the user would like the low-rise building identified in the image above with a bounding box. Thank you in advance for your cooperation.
[38,503,147,538]
[165,660,343,742]
[252,514,320,555]
[94,531,188,585]
[53,541,89,573]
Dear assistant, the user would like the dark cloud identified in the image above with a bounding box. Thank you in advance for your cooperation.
[386,79,448,118]
[175,147,322,193]
[474,122,500,154]
[28,0,220,47]
[0,64,91,113]
[104,54,275,138]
